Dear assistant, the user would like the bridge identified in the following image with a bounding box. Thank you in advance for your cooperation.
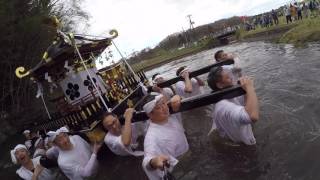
[213,27,238,45]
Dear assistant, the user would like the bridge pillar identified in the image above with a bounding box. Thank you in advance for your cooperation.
[219,37,229,45]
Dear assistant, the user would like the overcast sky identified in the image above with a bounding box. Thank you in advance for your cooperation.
[82,0,292,66]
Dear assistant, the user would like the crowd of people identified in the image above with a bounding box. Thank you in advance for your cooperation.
[247,0,320,30]
[11,50,260,180]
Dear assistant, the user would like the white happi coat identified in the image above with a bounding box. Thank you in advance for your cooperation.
[16,156,55,180]
[104,121,146,156]
[175,78,202,98]
[57,135,98,180]
[142,113,189,180]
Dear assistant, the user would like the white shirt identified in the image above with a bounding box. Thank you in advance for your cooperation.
[57,135,98,180]
[16,156,55,180]
[175,78,202,98]
[104,121,146,157]
[212,96,256,145]
[142,113,189,180]
[161,87,174,100]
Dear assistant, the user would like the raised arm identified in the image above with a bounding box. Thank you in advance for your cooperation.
[121,108,134,146]
[181,71,193,93]
[240,77,259,122]
[194,77,205,86]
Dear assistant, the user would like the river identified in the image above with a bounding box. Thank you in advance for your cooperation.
[1,41,320,180]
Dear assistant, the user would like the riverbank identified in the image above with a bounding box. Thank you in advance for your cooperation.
[239,18,320,46]
[132,18,320,72]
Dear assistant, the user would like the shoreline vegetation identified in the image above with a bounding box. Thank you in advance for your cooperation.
[132,17,320,71]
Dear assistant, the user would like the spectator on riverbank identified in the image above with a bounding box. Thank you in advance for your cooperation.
[291,4,297,21]
[302,2,309,18]
[272,9,279,25]
[175,66,204,98]
[141,94,187,179]
[285,5,292,24]
[297,3,303,20]
[11,144,56,180]
[102,108,145,157]
[207,67,259,146]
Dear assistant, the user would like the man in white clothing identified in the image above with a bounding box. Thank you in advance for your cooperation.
[214,50,242,85]
[102,108,145,156]
[175,66,204,98]
[151,73,174,100]
[141,93,188,179]
[207,66,259,145]
[47,127,101,180]
[11,144,55,180]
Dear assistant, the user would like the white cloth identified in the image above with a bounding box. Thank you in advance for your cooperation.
[175,78,202,98]
[33,148,46,158]
[47,126,69,142]
[57,135,98,180]
[142,113,189,180]
[143,94,163,114]
[16,156,55,180]
[24,140,32,150]
[104,122,146,157]
[46,146,59,160]
[161,88,174,100]
[211,96,256,145]
[23,130,30,135]
[11,144,28,164]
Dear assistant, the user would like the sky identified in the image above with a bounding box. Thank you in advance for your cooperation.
[82,0,293,67]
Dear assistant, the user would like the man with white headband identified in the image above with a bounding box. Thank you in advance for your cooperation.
[11,144,55,180]
[47,126,101,180]
[102,108,145,157]
[175,66,204,98]
[151,73,174,100]
[141,93,188,179]
[23,130,32,150]
[214,50,242,85]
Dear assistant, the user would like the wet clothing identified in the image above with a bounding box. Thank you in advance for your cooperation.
[142,113,188,180]
[57,135,98,180]
[16,156,55,180]
[211,96,256,145]
[175,78,202,98]
[104,122,146,156]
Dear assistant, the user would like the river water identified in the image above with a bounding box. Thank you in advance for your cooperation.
[1,41,320,180]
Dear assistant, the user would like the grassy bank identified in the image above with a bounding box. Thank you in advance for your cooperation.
[240,17,320,46]
[279,18,320,45]
[132,41,209,71]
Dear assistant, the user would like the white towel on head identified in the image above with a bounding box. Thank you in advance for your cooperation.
[179,68,189,76]
[23,130,30,134]
[11,144,28,164]
[143,94,163,114]
[47,126,69,142]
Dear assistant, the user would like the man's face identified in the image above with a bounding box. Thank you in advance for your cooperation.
[154,77,165,84]
[24,133,30,140]
[218,52,229,61]
[54,133,72,150]
[148,97,169,123]
[15,148,30,165]
[103,115,121,135]
[217,70,233,89]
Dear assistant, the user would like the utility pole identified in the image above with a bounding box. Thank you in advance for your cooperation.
[186,14,195,43]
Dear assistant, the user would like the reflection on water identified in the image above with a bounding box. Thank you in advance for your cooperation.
[1,42,320,180]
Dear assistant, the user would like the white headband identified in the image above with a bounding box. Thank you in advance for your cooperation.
[143,94,164,114]
[179,68,189,76]
[11,144,28,164]
[23,130,30,134]
[47,126,69,142]
[152,74,163,84]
